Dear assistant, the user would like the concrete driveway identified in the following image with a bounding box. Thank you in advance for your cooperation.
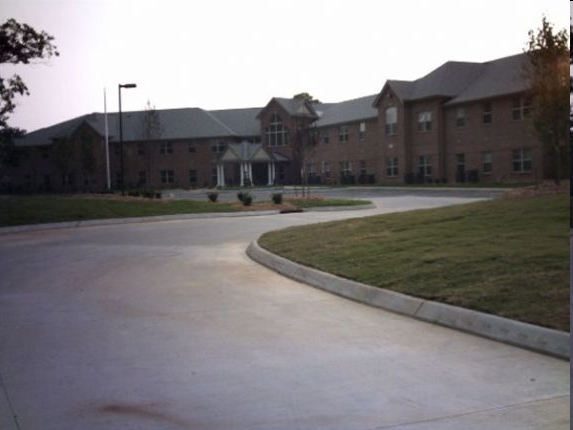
[0,191,569,430]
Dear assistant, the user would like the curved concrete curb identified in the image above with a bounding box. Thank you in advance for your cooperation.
[247,239,570,360]
[0,210,281,236]
[0,203,375,236]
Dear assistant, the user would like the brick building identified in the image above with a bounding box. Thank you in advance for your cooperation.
[1,52,564,193]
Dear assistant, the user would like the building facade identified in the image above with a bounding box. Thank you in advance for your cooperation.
[1,53,565,193]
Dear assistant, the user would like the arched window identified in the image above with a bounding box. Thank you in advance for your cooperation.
[385,107,398,136]
[266,112,287,146]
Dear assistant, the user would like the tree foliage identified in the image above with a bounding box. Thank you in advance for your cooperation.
[0,18,59,129]
[293,92,321,104]
[523,16,569,183]
[0,18,58,176]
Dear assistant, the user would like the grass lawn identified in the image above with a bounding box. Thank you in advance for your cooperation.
[0,194,371,227]
[259,194,570,332]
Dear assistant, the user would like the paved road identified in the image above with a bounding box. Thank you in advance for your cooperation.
[0,191,569,430]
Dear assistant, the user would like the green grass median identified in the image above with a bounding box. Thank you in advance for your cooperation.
[260,194,569,332]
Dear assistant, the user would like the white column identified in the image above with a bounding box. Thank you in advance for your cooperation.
[271,162,276,185]
[248,162,253,186]
[240,162,244,187]
[267,162,272,186]
[220,163,225,187]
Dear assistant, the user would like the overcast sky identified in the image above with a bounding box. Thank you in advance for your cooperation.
[2,0,568,132]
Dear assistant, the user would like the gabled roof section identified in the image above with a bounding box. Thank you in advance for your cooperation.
[221,141,271,162]
[446,53,529,105]
[209,107,262,137]
[374,53,528,107]
[257,97,319,120]
[314,94,378,127]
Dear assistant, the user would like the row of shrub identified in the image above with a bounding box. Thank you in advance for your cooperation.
[206,192,284,206]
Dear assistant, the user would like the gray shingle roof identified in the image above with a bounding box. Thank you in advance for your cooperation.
[379,53,529,106]
[209,107,262,137]
[314,94,378,128]
[16,107,263,147]
[272,98,318,118]
[446,53,529,105]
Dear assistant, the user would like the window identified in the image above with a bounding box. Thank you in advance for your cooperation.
[322,161,331,179]
[211,141,226,153]
[359,122,366,142]
[266,113,287,146]
[62,173,75,187]
[512,149,532,173]
[321,130,330,144]
[189,169,197,184]
[386,158,399,177]
[137,143,145,155]
[159,142,173,154]
[455,108,466,127]
[160,169,174,184]
[419,155,432,176]
[482,102,493,124]
[339,161,352,176]
[385,107,398,136]
[138,170,147,186]
[338,125,349,143]
[188,143,196,153]
[359,160,367,176]
[417,111,432,132]
[512,97,531,120]
[482,152,492,174]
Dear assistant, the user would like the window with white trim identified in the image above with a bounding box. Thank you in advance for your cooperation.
[159,142,173,154]
[482,102,493,124]
[338,125,349,143]
[511,98,531,121]
[418,155,432,176]
[266,112,288,146]
[160,169,174,184]
[385,107,398,136]
[482,152,492,174]
[386,157,399,177]
[417,111,432,132]
[321,130,330,144]
[512,149,532,173]
[455,108,466,127]
[359,122,366,142]
[339,161,352,176]
[322,161,331,179]
[211,141,226,153]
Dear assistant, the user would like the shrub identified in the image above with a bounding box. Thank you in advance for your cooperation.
[207,191,219,202]
[271,192,283,204]
[241,193,253,206]
[237,191,245,202]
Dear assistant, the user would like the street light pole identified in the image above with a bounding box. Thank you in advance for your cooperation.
[118,83,137,193]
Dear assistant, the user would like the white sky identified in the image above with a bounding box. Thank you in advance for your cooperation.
[2,0,569,132]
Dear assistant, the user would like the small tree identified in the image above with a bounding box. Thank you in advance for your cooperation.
[523,16,569,184]
[141,100,163,187]
[291,117,319,197]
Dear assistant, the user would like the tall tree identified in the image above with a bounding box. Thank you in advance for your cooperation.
[141,100,163,187]
[523,16,569,184]
[0,18,59,176]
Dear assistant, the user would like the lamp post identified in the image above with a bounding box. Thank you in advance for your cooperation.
[118,83,137,193]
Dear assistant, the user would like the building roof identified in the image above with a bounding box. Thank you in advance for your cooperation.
[446,53,529,105]
[314,94,378,127]
[15,107,262,147]
[376,53,528,106]
[209,107,262,137]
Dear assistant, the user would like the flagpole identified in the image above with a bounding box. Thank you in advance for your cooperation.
[104,87,111,190]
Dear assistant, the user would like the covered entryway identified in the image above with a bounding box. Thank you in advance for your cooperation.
[217,141,285,187]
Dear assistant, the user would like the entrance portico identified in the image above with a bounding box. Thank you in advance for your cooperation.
[218,141,283,186]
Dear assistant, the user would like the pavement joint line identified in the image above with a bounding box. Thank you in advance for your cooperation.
[246,238,570,360]
[368,394,571,430]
